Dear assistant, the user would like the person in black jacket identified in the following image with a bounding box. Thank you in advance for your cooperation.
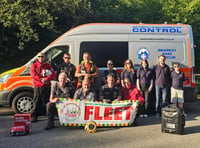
[56,52,76,85]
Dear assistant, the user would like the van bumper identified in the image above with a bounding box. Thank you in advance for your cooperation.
[0,90,10,105]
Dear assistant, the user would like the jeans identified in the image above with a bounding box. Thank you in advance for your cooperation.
[155,86,169,113]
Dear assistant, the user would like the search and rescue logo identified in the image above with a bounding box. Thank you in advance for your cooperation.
[61,103,81,121]
[137,47,150,60]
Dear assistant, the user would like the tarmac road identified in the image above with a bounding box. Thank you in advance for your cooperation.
[0,101,200,148]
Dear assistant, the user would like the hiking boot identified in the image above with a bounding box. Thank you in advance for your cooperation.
[44,121,55,130]
[31,116,38,122]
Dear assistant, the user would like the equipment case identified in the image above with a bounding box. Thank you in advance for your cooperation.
[161,105,185,134]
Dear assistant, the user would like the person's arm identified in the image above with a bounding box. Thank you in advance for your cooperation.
[136,79,140,91]
[148,79,153,92]
[89,66,98,78]
[49,83,59,103]
[120,70,125,87]
[73,89,80,99]
[49,95,59,103]
[136,68,140,90]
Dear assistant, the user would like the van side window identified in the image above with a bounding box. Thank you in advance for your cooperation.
[80,42,128,67]
[45,46,69,70]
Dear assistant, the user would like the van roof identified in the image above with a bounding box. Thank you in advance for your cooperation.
[49,23,191,46]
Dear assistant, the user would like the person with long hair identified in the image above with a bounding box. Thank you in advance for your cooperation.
[121,59,136,87]
[136,60,153,117]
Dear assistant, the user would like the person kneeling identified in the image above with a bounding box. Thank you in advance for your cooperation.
[99,73,121,103]
[44,73,75,130]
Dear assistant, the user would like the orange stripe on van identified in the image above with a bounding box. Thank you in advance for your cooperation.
[11,66,26,77]
[5,76,33,90]
[186,26,191,67]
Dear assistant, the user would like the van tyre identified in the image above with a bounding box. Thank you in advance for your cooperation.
[85,121,97,133]
[12,92,35,114]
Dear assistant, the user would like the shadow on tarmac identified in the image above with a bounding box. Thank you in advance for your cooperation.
[184,125,200,135]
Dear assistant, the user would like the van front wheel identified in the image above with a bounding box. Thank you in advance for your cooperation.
[12,92,35,114]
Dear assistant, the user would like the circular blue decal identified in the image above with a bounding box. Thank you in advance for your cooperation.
[137,47,150,60]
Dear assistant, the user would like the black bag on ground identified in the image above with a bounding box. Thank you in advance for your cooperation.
[161,104,185,134]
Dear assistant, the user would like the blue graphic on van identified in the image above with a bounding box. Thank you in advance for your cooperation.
[157,48,176,59]
[132,26,182,33]
[137,47,150,60]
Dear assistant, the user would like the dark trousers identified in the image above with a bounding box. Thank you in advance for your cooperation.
[46,102,58,121]
[32,87,50,116]
[140,90,150,114]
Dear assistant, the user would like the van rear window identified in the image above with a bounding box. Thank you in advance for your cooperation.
[80,42,128,67]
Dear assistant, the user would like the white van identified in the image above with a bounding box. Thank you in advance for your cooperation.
[0,23,195,113]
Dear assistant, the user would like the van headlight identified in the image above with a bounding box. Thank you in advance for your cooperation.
[0,73,12,83]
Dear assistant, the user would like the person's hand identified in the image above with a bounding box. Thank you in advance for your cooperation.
[85,73,91,78]
[113,98,120,102]
[103,99,111,103]
[138,99,143,105]
[51,98,60,103]
[137,87,141,91]
[148,87,152,92]
[41,78,46,84]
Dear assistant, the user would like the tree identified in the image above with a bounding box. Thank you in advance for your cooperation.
[161,0,200,71]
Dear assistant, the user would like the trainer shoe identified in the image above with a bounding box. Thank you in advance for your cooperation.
[144,114,148,118]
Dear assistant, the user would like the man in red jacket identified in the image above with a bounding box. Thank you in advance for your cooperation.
[30,52,56,122]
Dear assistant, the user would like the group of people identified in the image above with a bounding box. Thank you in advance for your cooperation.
[30,52,186,130]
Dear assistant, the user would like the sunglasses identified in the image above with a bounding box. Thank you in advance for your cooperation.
[174,66,180,68]
[108,63,113,66]
[64,57,70,59]
[38,56,44,58]
[126,62,131,65]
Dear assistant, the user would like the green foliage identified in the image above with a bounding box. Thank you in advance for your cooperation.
[0,0,200,72]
